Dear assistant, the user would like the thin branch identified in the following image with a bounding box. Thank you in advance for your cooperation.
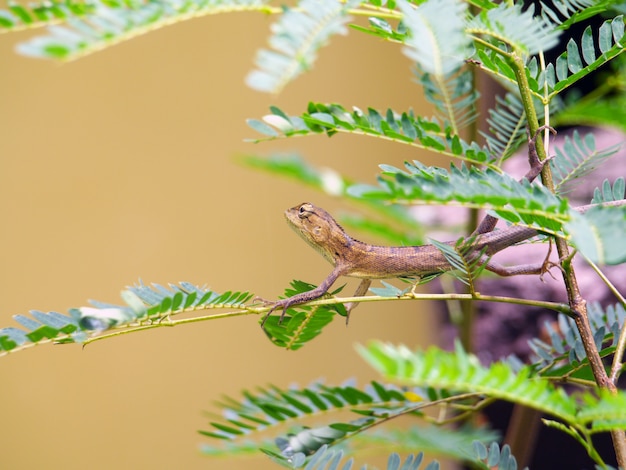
[78,291,571,347]
[82,309,253,346]
[350,5,401,20]
[278,291,571,314]
[308,391,489,451]
[509,49,626,467]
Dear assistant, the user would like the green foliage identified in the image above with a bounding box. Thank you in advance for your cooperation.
[567,204,626,265]
[264,445,440,470]
[12,0,270,60]
[246,0,358,93]
[579,181,626,261]
[199,379,497,466]
[529,303,625,373]
[429,237,488,290]
[348,161,626,264]
[419,68,479,134]
[471,45,525,91]
[471,15,626,103]
[466,3,561,56]
[0,0,96,31]
[199,380,422,445]
[556,93,626,131]
[89,281,253,329]
[262,281,345,350]
[240,153,351,197]
[359,341,626,433]
[247,103,494,167]
[398,0,471,76]
[591,177,626,204]
[348,162,570,232]
[551,131,622,193]
[537,0,600,29]
[472,442,522,470]
[354,425,500,463]
[578,391,626,433]
[555,55,626,129]
[0,310,83,353]
[0,282,254,355]
[359,341,577,420]
[3,0,626,468]
[349,15,408,43]
[481,93,542,164]
[539,16,626,99]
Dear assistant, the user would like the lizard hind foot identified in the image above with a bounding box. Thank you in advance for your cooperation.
[538,238,562,283]
[258,298,292,329]
[539,260,560,282]
[254,294,278,329]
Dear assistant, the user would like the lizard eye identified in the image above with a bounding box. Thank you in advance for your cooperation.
[298,203,312,218]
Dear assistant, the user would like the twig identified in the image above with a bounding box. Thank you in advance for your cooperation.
[509,50,626,468]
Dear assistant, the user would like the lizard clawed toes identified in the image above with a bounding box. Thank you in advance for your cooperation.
[539,260,561,282]
[258,298,292,328]
[253,294,274,306]
[538,237,562,282]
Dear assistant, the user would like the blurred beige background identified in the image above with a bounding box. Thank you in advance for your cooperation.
[0,11,441,469]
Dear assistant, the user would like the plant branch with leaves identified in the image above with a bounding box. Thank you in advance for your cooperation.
[3,0,626,468]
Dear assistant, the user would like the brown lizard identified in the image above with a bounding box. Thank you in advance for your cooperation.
[260,128,564,327]
[260,202,555,327]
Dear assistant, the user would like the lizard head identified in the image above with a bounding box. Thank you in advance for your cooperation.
[284,202,350,265]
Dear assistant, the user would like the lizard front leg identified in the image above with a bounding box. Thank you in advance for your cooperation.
[260,266,344,327]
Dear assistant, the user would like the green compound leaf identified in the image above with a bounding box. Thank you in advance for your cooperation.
[539,16,626,100]
[398,0,471,76]
[529,303,624,374]
[358,341,577,420]
[246,0,358,93]
[348,162,571,235]
[565,204,626,265]
[0,282,254,356]
[591,177,626,204]
[262,280,345,350]
[537,0,599,29]
[419,67,479,134]
[200,378,499,467]
[550,131,621,194]
[0,0,97,32]
[15,0,269,61]
[466,3,561,56]
[247,103,493,167]
[201,380,424,447]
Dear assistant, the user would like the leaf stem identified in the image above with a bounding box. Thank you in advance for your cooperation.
[251,127,503,171]
[349,6,401,20]
[326,391,489,451]
[283,292,572,314]
[80,291,571,346]
[81,310,252,346]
